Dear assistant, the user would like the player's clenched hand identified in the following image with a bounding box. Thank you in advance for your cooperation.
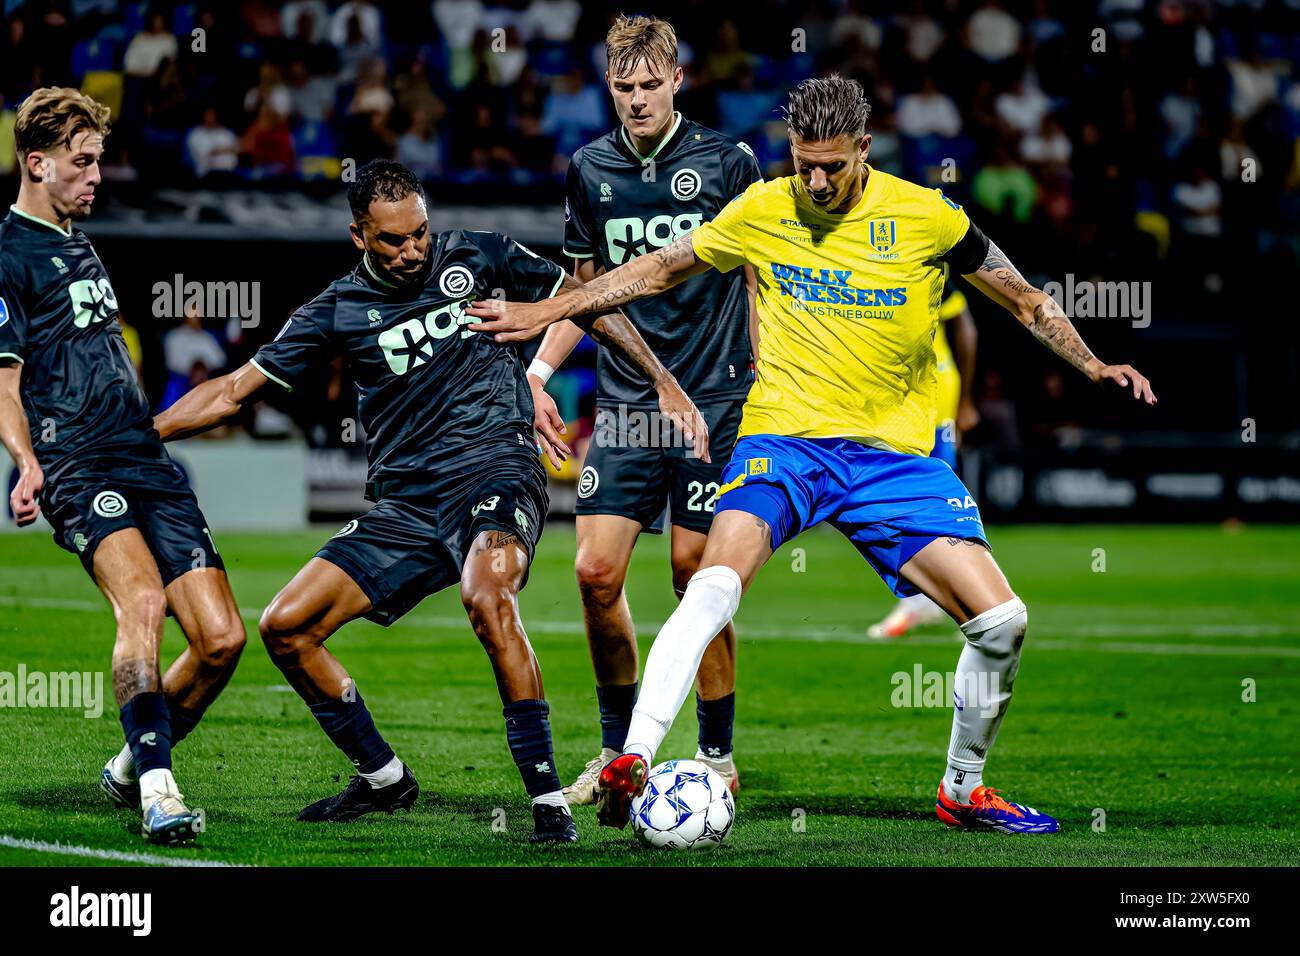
[466,299,558,343]
[529,377,572,469]
[10,460,43,527]
[1091,362,1157,405]
[657,380,710,464]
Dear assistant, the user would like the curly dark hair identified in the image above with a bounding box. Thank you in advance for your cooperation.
[347,159,425,223]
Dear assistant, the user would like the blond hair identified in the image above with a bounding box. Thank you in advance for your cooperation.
[14,87,111,169]
[606,14,678,78]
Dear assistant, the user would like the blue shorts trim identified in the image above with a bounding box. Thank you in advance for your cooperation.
[716,434,988,597]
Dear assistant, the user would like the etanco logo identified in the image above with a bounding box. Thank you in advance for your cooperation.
[378,301,475,375]
[604,214,703,265]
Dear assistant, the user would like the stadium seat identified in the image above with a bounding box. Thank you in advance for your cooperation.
[173,3,197,39]
[80,71,124,121]
[73,37,117,78]
[293,119,342,181]
[122,0,150,35]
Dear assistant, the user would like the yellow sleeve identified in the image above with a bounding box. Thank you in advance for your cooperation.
[938,289,968,322]
[931,188,971,260]
[690,183,753,274]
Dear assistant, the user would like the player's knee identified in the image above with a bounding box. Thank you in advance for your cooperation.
[199,619,246,669]
[574,553,625,607]
[959,597,1028,659]
[258,601,313,661]
[116,587,167,635]
[669,540,704,593]
[670,560,699,599]
[460,583,516,645]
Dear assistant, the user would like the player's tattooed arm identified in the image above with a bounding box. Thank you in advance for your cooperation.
[153,361,271,441]
[0,363,44,525]
[963,241,1156,405]
[556,273,670,389]
[466,236,713,342]
[554,272,711,462]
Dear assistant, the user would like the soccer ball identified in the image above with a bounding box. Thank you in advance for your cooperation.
[630,759,735,849]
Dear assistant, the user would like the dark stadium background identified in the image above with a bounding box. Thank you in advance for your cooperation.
[2,0,1297,522]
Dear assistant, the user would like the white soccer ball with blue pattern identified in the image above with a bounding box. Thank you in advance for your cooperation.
[630,759,734,849]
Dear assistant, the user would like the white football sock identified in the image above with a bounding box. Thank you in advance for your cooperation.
[532,791,571,814]
[360,755,404,789]
[110,742,135,783]
[624,567,743,763]
[944,597,1028,804]
[139,768,179,811]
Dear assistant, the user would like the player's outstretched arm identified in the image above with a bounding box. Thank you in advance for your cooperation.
[556,271,710,462]
[153,361,270,442]
[466,234,713,343]
[963,241,1156,405]
[524,259,601,468]
[0,363,43,525]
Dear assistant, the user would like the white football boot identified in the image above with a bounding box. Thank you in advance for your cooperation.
[563,747,619,806]
[868,593,948,638]
[695,751,740,796]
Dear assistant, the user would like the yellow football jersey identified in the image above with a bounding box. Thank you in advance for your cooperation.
[691,165,971,456]
[934,288,967,427]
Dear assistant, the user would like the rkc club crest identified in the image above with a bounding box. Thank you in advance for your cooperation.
[869,219,896,254]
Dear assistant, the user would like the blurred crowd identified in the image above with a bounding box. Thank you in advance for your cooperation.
[2,0,1298,446]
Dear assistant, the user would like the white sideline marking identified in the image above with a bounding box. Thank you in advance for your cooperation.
[0,834,247,867]
[1,594,1296,657]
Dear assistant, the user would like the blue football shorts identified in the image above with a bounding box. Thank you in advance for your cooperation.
[715,434,988,597]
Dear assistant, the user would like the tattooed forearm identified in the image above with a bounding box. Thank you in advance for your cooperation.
[972,239,1101,379]
[588,313,669,387]
[1028,297,1098,375]
[561,276,651,319]
[651,235,696,270]
[112,657,159,707]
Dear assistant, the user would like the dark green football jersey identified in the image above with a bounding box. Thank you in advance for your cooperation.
[563,113,762,408]
[252,230,563,482]
[0,206,158,484]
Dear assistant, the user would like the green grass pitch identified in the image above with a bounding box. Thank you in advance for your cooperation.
[0,523,1296,866]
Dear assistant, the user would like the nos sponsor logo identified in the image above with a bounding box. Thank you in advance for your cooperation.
[604,214,703,265]
[69,278,118,328]
[377,301,476,375]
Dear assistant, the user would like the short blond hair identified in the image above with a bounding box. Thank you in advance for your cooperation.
[606,14,677,78]
[14,87,111,165]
